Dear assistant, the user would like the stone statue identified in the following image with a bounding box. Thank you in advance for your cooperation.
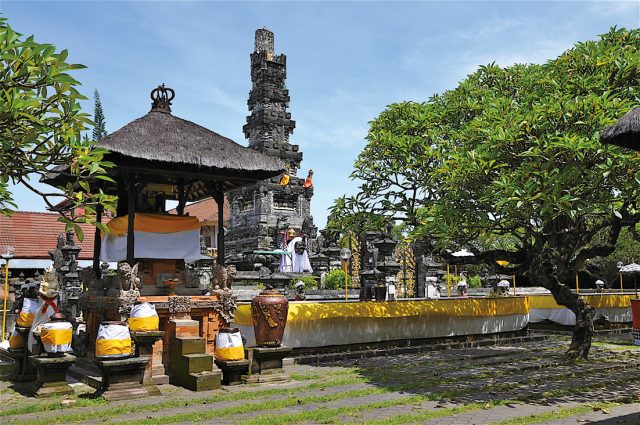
[116,262,141,319]
[211,264,236,290]
[117,262,141,291]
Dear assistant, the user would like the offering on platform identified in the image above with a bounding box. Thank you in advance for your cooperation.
[128,302,160,332]
[96,321,132,359]
[40,313,73,356]
[214,327,245,361]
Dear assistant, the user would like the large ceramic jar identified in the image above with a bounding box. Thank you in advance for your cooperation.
[251,286,288,347]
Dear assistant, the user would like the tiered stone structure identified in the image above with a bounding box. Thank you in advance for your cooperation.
[226,28,316,255]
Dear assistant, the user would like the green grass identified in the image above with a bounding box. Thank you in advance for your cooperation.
[10,375,368,425]
[0,396,107,417]
[488,401,619,425]
[115,387,392,425]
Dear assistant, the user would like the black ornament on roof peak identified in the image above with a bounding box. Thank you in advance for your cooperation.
[150,84,175,113]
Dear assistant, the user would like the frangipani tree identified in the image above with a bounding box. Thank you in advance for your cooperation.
[413,28,640,359]
[0,18,115,238]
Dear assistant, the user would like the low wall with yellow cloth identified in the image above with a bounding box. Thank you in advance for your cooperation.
[234,298,530,348]
[529,294,633,326]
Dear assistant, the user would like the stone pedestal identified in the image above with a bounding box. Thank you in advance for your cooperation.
[4,346,36,382]
[95,357,155,401]
[243,346,291,384]
[29,354,76,397]
[131,331,166,385]
[215,359,250,386]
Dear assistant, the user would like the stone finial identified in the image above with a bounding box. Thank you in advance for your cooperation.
[255,27,274,54]
[150,84,175,113]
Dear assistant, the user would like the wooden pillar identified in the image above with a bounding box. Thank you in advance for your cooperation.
[126,174,136,266]
[213,186,225,265]
[177,178,186,216]
[93,203,104,277]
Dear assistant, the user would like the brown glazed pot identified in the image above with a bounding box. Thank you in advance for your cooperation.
[251,287,289,347]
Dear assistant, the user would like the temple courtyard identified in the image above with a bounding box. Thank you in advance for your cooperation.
[2,332,639,425]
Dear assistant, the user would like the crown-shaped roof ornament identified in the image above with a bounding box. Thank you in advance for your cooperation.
[150,83,175,113]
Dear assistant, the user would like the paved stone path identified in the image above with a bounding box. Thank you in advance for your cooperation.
[1,333,638,425]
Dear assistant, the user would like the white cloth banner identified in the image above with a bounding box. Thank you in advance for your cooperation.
[100,229,200,262]
[529,307,632,326]
[215,331,243,349]
[97,323,131,341]
[130,302,158,319]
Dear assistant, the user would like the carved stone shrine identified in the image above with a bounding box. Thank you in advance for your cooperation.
[226,28,317,255]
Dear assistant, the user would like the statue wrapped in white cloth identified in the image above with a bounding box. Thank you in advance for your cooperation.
[280,236,313,273]
[28,266,61,353]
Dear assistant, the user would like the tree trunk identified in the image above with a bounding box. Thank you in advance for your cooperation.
[532,258,595,360]
[549,282,595,360]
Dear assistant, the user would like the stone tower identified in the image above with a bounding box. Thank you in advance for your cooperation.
[225,28,316,255]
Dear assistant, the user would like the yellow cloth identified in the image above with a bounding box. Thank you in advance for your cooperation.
[128,316,159,332]
[40,328,72,345]
[16,312,35,327]
[106,213,200,236]
[234,298,530,326]
[529,294,632,309]
[215,346,245,361]
[9,332,25,349]
[96,338,132,357]
[279,174,290,186]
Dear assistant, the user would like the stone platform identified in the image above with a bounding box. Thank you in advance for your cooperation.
[29,353,76,397]
[243,346,291,384]
[95,357,156,401]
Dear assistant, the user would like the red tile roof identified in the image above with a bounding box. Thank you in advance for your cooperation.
[0,211,99,259]
[169,197,230,224]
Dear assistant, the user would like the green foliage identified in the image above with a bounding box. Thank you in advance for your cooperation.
[341,28,640,356]
[0,17,115,238]
[326,195,388,238]
[345,28,639,286]
[323,269,352,290]
[290,275,318,289]
[411,27,640,279]
[92,89,107,141]
[468,275,482,288]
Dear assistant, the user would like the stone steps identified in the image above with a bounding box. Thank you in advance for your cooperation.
[168,320,220,392]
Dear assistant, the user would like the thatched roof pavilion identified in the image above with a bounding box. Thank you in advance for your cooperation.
[600,107,640,151]
[44,84,284,269]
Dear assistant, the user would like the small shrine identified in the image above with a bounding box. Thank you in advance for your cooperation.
[41,84,283,394]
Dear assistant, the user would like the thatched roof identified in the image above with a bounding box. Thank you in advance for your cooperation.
[43,110,285,190]
[600,108,640,151]
[99,111,282,173]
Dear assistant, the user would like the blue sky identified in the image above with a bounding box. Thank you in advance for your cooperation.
[1,0,638,227]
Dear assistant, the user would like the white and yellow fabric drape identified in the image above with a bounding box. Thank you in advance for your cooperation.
[100,213,201,262]
[529,294,633,326]
[16,298,38,327]
[96,323,132,358]
[128,303,159,332]
[27,295,59,353]
[40,321,73,354]
[215,330,244,361]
